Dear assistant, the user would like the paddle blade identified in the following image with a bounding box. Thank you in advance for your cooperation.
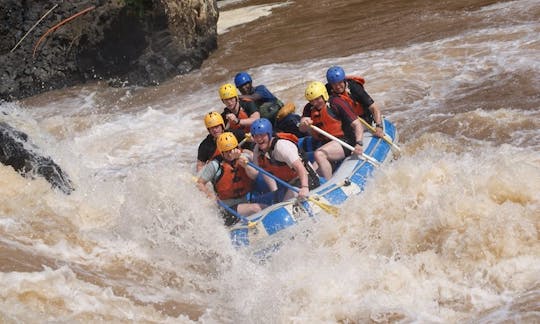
[308,196,339,217]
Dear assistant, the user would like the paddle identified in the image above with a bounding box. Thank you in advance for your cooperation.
[216,199,257,228]
[309,125,381,167]
[192,175,257,228]
[238,132,251,147]
[357,118,401,153]
[246,161,339,216]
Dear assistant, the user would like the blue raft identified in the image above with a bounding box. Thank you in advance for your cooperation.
[229,118,398,249]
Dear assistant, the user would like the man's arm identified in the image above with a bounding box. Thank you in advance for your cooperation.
[196,178,215,200]
[196,160,205,172]
[196,161,219,199]
[290,158,309,198]
[368,103,384,137]
[299,103,313,133]
[239,92,262,102]
[236,111,261,129]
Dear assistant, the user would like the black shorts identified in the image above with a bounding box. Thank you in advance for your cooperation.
[341,137,356,157]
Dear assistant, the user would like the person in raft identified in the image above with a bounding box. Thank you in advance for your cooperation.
[196,111,247,172]
[239,118,319,202]
[219,83,260,134]
[325,65,385,138]
[298,81,365,180]
[234,71,284,125]
[196,132,264,226]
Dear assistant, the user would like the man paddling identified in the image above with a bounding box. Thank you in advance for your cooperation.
[299,81,365,180]
[196,111,246,172]
[219,83,260,133]
[196,132,264,226]
[325,65,385,138]
[234,71,284,125]
[239,118,319,201]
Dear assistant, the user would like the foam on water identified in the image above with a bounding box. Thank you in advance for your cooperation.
[217,2,291,34]
[0,0,539,321]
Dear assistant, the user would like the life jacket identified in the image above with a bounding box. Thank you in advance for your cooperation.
[335,76,374,122]
[226,107,251,133]
[257,133,299,182]
[213,157,253,200]
[309,103,344,142]
[348,76,366,86]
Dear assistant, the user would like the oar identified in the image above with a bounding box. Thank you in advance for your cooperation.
[357,118,401,153]
[216,200,257,228]
[309,125,380,167]
[192,175,257,228]
[238,133,251,147]
[246,161,339,216]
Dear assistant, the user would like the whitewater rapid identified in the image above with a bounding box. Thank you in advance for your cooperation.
[1,0,539,322]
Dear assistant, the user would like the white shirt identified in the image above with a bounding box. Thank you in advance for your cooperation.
[253,138,300,167]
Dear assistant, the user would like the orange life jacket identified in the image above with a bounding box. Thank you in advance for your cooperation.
[257,133,299,182]
[213,157,253,200]
[226,108,250,133]
[309,103,344,142]
[335,76,369,117]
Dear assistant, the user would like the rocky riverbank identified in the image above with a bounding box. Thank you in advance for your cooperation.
[0,0,218,101]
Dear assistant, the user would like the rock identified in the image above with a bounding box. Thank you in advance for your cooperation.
[0,121,74,194]
[0,0,218,101]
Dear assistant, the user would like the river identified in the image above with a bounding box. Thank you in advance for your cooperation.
[1,0,539,322]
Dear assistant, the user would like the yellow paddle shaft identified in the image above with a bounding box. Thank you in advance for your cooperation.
[357,118,401,152]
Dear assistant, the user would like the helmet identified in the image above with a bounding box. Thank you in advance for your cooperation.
[250,118,273,139]
[218,83,238,100]
[216,132,238,153]
[204,111,224,129]
[326,66,346,84]
[305,81,329,101]
[234,72,252,87]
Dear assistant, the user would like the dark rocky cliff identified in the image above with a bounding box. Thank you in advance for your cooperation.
[0,0,218,101]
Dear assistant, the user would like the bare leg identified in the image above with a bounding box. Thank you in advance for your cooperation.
[237,203,265,216]
[283,189,297,201]
[314,141,345,179]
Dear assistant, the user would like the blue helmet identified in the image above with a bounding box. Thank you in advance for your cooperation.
[250,118,273,138]
[326,66,346,84]
[234,72,252,87]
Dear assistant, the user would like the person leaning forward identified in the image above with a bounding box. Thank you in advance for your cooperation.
[196,111,247,172]
[326,65,385,138]
[298,81,365,180]
[238,118,319,201]
[234,71,284,124]
[218,83,260,134]
[196,132,265,226]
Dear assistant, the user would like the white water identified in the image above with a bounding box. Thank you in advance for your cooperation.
[1,0,539,322]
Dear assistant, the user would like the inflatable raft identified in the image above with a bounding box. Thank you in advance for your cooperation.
[229,118,398,250]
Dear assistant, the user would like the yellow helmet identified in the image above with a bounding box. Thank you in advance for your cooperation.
[305,81,329,101]
[204,111,224,128]
[216,132,238,153]
[218,83,238,100]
